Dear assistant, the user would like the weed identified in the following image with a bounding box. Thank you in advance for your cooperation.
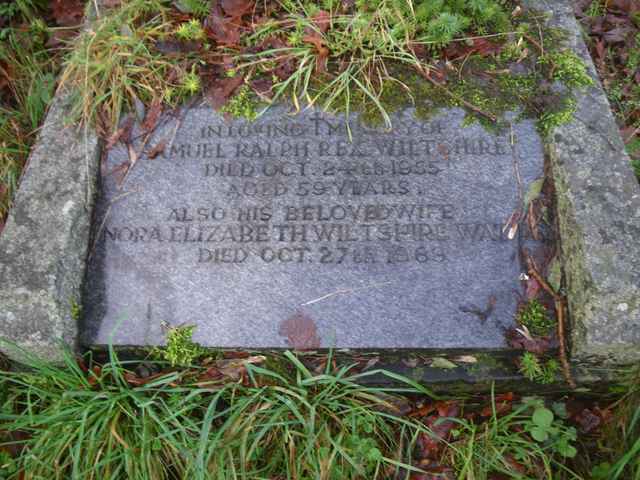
[0,345,436,480]
[220,85,259,120]
[175,18,205,41]
[70,299,82,322]
[58,0,178,126]
[153,325,205,366]
[0,4,57,222]
[177,0,210,17]
[518,352,559,384]
[448,392,578,478]
[517,299,555,336]
[0,346,200,479]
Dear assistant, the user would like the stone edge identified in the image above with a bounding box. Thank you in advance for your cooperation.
[539,0,640,364]
[0,91,100,363]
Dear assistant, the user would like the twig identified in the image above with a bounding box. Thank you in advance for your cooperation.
[523,32,544,56]
[414,65,498,123]
[526,257,576,388]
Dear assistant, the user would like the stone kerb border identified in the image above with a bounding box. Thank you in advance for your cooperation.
[538,0,640,364]
[0,92,100,362]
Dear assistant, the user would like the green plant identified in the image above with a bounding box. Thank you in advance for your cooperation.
[0,345,199,479]
[519,352,559,384]
[449,392,579,478]
[239,0,514,133]
[58,0,178,125]
[0,345,437,480]
[188,351,433,479]
[154,325,205,366]
[175,18,205,41]
[70,299,82,321]
[539,50,594,89]
[524,401,577,458]
[220,84,259,120]
[517,299,555,336]
[595,366,640,479]
[0,5,57,222]
[176,0,210,17]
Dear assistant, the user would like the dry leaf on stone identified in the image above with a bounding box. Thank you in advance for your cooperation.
[206,75,244,109]
[141,98,163,134]
[147,140,167,159]
[278,312,321,350]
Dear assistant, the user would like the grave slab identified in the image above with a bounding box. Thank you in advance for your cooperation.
[83,107,545,350]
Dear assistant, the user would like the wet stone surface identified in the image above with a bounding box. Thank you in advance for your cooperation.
[83,105,545,349]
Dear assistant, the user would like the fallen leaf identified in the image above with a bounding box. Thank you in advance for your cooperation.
[147,140,167,159]
[206,75,244,109]
[453,355,477,364]
[430,358,457,370]
[51,0,85,26]
[141,98,163,134]
[220,0,254,18]
[105,114,134,149]
[278,312,321,350]
[574,408,602,433]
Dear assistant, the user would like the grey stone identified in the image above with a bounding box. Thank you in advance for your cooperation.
[0,93,100,362]
[83,106,545,349]
[535,0,640,364]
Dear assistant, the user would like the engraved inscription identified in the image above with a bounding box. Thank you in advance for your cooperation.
[103,112,513,266]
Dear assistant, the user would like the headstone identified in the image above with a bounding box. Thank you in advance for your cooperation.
[83,106,545,349]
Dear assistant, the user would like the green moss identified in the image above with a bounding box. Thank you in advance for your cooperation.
[518,300,555,337]
[539,50,594,89]
[70,299,82,322]
[537,96,577,137]
[153,325,205,366]
[221,85,260,121]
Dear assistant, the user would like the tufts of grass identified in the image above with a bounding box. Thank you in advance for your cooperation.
[0,346,438,480]
[0,4,57,223]
[0,346,200,480]
[58,0,183,127]
[591,366,640,480]
[448,394,578,479]
[238,0,515,132]
[190,351,431,479]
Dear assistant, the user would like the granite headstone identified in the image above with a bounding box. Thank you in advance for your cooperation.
[83,105,544,349]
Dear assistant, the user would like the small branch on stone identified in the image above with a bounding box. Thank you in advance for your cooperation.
[414,65,498,123]
[523,32,544,56]
[526,258,576,389]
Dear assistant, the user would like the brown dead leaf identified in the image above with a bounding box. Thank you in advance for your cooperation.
[313,10,331,32]
[205,12,242,45]
[51,0,85,26]
[147,140,167,159]
[206,75,244,109]
[141,98,163,134]
[278,312,321,350]
[220,0,254,18]
[105,114,134,149]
